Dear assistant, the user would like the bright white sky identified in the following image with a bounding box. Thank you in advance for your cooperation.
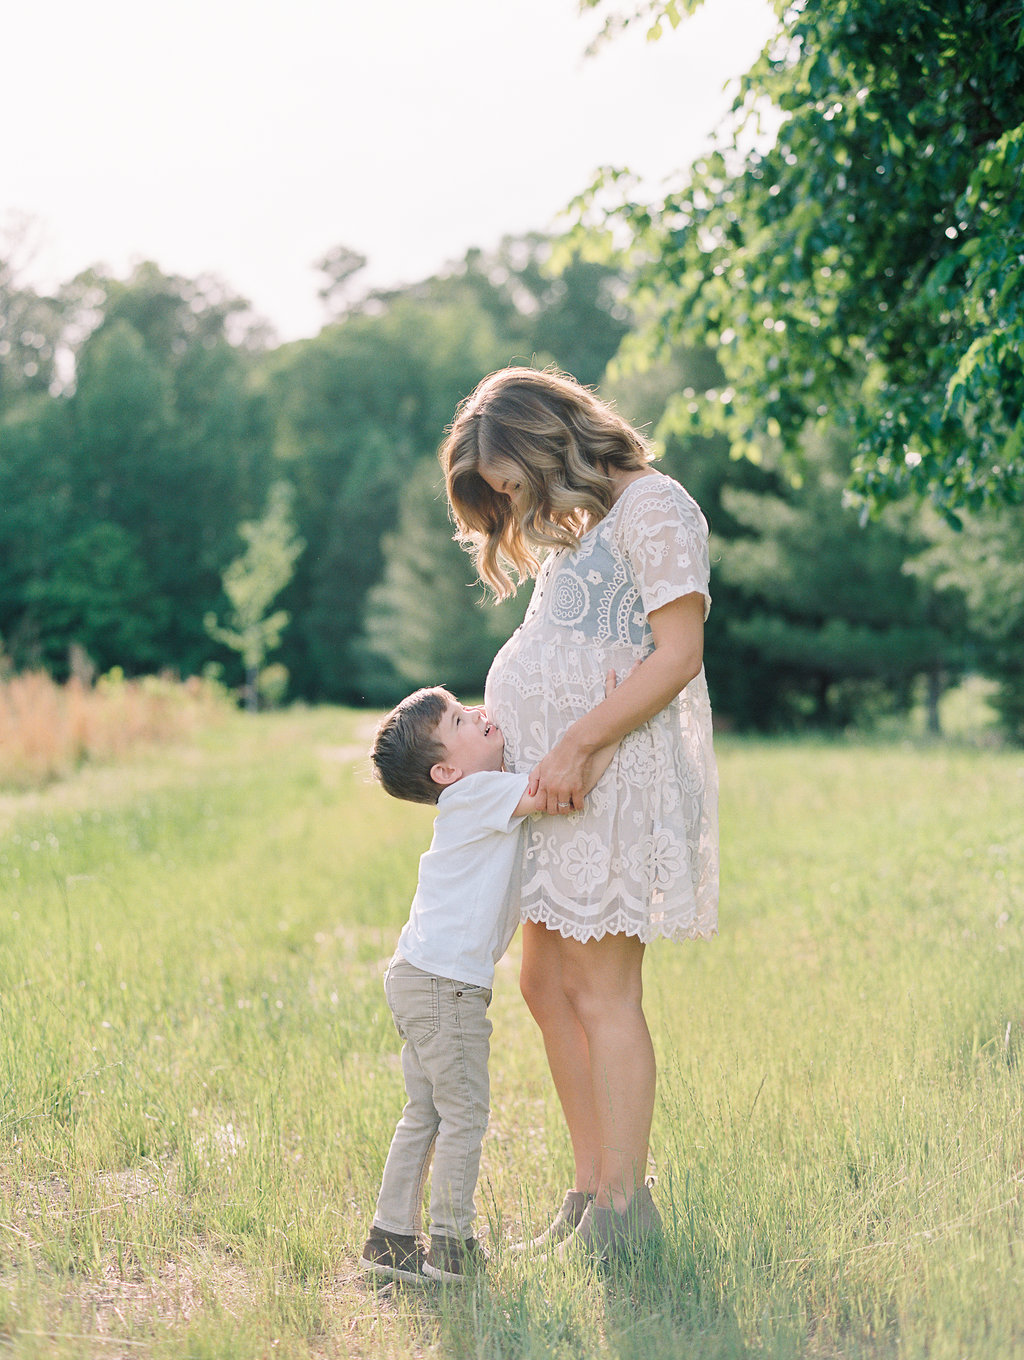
[3,0,777,342]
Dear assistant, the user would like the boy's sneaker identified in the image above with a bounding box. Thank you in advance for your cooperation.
[422,1234,487,1283]
[360,1226,428,1284]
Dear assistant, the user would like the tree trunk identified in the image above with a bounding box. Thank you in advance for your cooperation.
[245,664,259,713]
[925,669,944,737]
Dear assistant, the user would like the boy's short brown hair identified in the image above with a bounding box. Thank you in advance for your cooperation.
[369,687,453,805]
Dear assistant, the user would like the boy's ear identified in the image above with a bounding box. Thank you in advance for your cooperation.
[430,760,461,789]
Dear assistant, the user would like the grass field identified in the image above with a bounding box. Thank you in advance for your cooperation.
[0,708,1021,1359]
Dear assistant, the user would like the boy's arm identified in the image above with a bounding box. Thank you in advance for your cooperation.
[513,785,550,817]
[512,669,624,817]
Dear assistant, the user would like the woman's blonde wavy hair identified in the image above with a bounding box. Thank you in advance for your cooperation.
[439,366,654,600]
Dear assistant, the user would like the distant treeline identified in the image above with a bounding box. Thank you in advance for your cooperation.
[0,235,1019,738]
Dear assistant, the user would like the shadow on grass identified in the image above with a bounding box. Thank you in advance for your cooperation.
[415,1235,755,1360]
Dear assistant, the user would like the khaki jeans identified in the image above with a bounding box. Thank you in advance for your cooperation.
[372,955,493,1240]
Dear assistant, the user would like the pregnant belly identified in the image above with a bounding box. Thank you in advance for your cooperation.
[485,633,636,774]
[484,635,537,772]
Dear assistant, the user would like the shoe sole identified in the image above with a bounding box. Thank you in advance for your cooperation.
[511,1225,578,1253]
[555,1232,664,1266]
[422,1261,470,1283]
[360,1255,428,1285]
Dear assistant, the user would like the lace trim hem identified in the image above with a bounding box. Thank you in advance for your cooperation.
[521,900,717,945]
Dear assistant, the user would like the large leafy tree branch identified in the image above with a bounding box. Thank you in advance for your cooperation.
[575,0,1024,518]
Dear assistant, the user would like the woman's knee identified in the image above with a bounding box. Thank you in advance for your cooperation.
[560,969,606,1029]
[519,960,568,1025]
[519,923,568,1023]
[560,944,645,1029]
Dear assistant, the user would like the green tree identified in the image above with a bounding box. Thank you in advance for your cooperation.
[91,260,269,357]
[263,233,632,702]
[0,395,73,668]
[0,261,276,680]
[371,234,631,387]
[911,508,1024,742]
[261,293,508,701]
[716,433,968,731]
[66,266,275,674]
[205,482,305,710]
[0,226,67,412]
[361,460,527,702]
[71,317,175,524]
[24,522,163,674]
[604,350,967,731]
[577,0,1024,516]
[314,244,368,320]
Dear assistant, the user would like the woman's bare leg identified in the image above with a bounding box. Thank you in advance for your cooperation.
[519,920,602,1194]
[558,931,654,1213]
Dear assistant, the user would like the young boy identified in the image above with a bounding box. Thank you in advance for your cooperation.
[359,682,616,1285]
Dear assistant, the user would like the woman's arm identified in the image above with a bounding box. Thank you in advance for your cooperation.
[527,592,705,816]
[514,733,621,817]
[515,667,623,817]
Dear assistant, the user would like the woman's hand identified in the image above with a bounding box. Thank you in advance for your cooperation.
[527,729,599,816]
[528,669,619,815]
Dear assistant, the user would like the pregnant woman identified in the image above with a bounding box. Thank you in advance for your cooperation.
[440,366,719,1258]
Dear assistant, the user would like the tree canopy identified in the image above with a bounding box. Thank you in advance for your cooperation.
[577,0,1024,519]
[1,218,1021,735]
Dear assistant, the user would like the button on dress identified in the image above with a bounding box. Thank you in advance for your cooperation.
[485,473,719,943]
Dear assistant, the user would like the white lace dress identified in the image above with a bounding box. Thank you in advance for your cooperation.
[484,472,719,943]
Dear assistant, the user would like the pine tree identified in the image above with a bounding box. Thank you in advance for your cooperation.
[205,483,304,710]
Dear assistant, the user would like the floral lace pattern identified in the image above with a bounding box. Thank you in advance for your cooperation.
[485,473,719,944]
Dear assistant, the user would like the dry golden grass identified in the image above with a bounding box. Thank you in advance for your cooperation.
[0,670,228,789]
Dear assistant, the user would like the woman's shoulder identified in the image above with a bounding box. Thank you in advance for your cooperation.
[613,471,712,604]
[615,470,707,532]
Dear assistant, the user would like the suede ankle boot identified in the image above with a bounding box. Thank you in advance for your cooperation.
[512,1189,591,1252]
[560,1183,663,1261]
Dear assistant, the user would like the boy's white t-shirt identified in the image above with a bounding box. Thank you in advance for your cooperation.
[396,769,530,988]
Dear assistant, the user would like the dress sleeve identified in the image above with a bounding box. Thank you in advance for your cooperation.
[617,479,712,620]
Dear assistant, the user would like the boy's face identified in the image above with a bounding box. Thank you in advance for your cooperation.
[430,696,506,786]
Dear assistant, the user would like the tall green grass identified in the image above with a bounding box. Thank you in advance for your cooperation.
[0,712,1021,1358]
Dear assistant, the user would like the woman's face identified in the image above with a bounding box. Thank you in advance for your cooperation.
[478,462,522,505]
